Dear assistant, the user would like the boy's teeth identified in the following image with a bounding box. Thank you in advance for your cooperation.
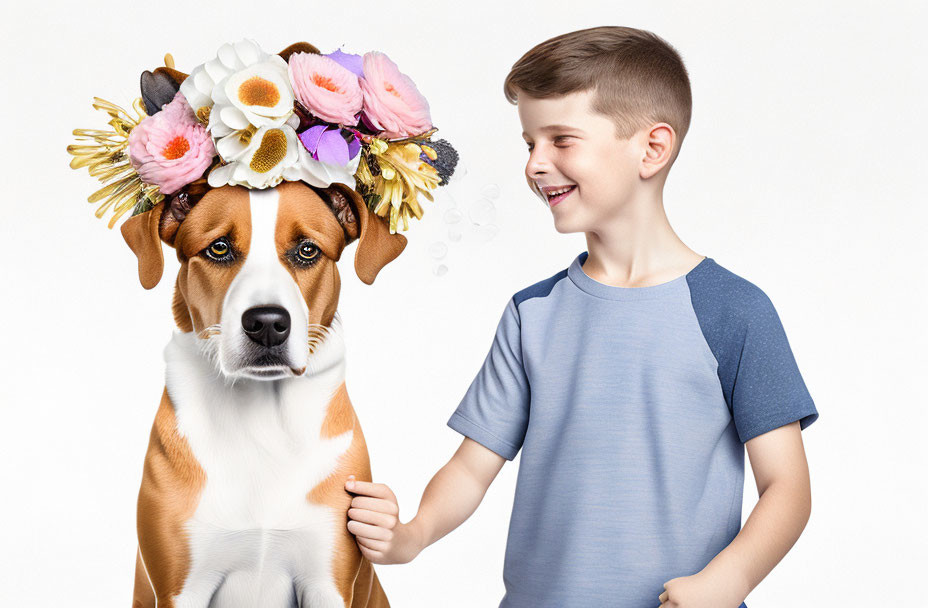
[548,186,574,198]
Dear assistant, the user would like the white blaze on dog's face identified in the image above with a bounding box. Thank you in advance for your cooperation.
[167,182,366,380]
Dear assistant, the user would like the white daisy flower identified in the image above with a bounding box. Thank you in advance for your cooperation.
[179,39,295,136]
[208,119,301,189]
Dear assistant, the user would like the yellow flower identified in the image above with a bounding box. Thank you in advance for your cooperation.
[67,97,164,228]
[356,132,441,233]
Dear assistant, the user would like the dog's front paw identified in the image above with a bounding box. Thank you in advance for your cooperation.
[299,583,347,608]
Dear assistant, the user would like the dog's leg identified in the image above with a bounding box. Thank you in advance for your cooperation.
[350,559,390,608]
[132,546,156,608]
[136,389,210,607]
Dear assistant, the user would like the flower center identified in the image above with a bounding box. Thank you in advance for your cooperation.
[312,73,340,93]
[196,106,211,125]
[162,136,190,160]
[238,77,280,107]
[384,82,401,98]
[250,129,287,173]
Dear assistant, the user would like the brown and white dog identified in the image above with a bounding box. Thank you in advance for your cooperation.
[121,180,404,607]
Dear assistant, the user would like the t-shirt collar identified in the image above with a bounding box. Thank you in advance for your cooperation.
[567,251,712,301]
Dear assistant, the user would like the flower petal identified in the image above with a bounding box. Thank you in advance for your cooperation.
[215,131,248,161]
[217,43,243,71]
[208,162,235,187]
[298,125,326,153]
[219,105,250,131]
[316,129,349,166]
[347,135,361,160]
[234,39,262,66]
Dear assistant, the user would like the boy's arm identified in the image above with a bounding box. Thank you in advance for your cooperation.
[713,420,813,590]
[345,437,506,564]
[660,421,812,606]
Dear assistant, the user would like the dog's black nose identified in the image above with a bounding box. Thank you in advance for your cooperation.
[241,306,291,348]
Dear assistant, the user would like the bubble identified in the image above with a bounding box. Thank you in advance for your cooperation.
[481,183,501,200]
[448,227,462,242]
[443,208,463,224]
[473,224,500,243]
[468,198,496,226]
[428,242,448,259]
[433,264,449,277]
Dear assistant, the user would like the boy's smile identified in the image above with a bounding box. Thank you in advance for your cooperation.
[518,89,646,234]
[540,184,576,207]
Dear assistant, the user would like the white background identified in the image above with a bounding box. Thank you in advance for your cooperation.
[1,0,925,606]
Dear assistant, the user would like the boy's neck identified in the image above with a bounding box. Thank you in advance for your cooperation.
[582,193,704,288]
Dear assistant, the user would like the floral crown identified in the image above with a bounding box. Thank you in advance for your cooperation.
[67,39,459,234]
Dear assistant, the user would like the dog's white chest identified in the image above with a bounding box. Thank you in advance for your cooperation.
[162,331,352,606]
[178,378,351,531]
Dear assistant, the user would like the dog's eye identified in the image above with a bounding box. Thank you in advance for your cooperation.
[288,239,321,267]
[203,237,234,263]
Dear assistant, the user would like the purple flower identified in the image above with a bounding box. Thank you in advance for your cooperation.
[297,124,361,166]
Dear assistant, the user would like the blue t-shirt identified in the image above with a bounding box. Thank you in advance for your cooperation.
[447,252,818,608]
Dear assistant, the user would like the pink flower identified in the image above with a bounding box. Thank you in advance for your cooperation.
[359,51,432,139]
[288,52,363,126]
[128,91,216,195]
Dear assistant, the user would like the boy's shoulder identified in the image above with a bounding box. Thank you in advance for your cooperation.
[511,266,570,309]
[687,257,780,326]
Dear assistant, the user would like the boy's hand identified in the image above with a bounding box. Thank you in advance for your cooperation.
[345,475,422,565]
[658,570,746,607]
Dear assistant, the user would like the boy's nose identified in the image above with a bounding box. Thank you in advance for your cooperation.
[525,150,549,178]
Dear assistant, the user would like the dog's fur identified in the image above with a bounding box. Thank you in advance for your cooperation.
[122,181,405,607]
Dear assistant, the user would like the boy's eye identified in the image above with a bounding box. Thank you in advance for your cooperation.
[525,136,571,151]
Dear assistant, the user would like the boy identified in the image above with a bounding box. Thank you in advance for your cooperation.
[344,26,818,608]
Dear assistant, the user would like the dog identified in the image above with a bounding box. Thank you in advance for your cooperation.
[122,180,405,607]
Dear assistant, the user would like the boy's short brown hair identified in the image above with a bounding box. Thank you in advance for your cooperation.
[504,26,692,166]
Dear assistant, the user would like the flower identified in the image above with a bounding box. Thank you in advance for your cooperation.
[355,137,441,232]
[298,124,361,166]
[67,97,165,228]
[208,120,301,189]
[209,58,294,135]
[359,52,432,139]
[127,91,215,195]
[288,52,362,125]
[179,40,266,124]
[179,39,295,138]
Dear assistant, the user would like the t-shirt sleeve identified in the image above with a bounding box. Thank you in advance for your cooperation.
[730,290,819,443]
[447,297,531,460]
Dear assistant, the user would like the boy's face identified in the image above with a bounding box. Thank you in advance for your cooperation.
[519,89,645,234]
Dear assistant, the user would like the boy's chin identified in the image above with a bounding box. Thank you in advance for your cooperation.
[551,209,589,234]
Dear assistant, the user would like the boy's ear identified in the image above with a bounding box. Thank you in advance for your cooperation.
[121,203,166,290]
[321,183,407,285]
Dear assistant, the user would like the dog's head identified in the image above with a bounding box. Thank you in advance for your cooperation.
[121,180,406,380]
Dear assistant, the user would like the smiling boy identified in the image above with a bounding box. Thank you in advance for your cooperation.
[344,26,818,607]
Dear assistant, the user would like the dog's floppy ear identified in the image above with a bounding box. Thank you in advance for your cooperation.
[321,183,407,285]
[121,203,165,290]
[120,183,207,289]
